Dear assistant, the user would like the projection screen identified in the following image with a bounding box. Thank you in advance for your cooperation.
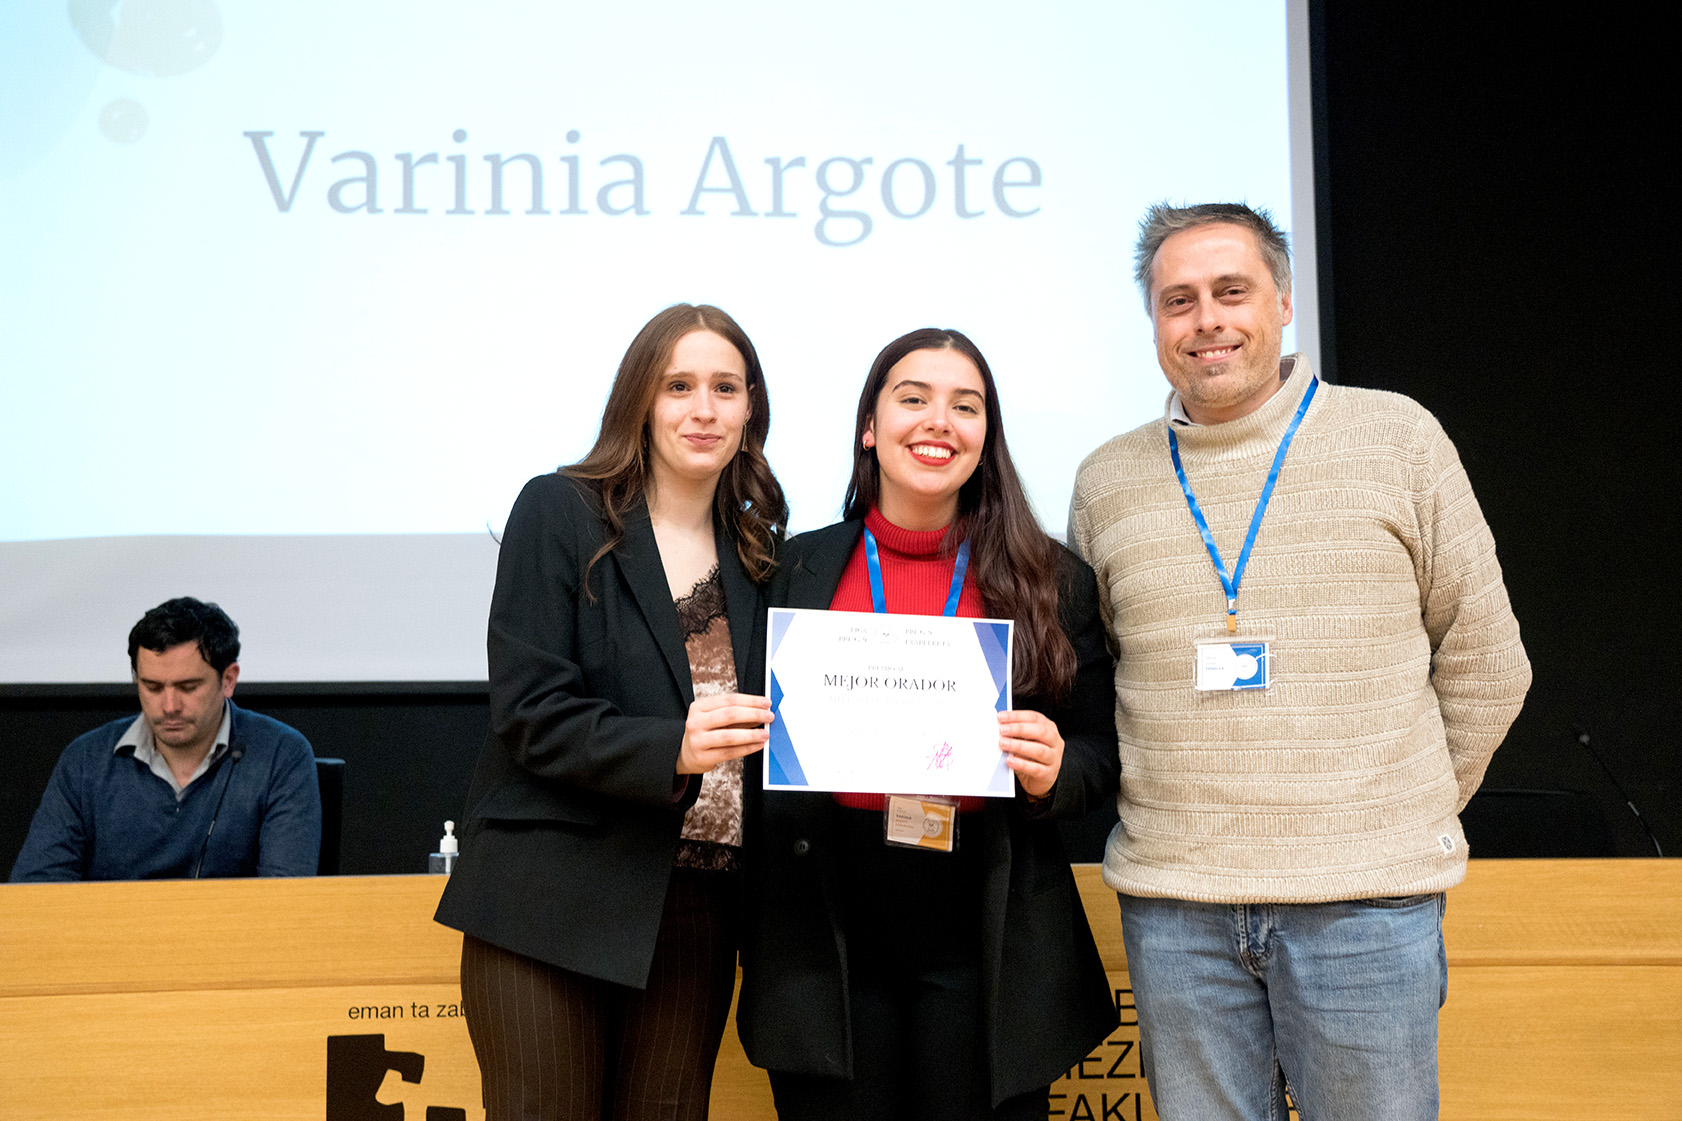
[0,0,1320,682]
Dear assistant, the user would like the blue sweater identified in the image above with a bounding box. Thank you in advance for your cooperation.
[10,702,322,881]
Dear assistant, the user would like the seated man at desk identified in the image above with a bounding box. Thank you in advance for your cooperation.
[11,597,321,881]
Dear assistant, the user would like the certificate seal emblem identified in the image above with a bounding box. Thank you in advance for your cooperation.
[922,816,943,837]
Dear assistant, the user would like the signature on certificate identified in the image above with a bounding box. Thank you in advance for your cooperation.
[926,742,955,770]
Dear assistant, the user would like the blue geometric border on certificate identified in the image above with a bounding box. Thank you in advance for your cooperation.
[765,610,808,786]
[972,620,1012,712]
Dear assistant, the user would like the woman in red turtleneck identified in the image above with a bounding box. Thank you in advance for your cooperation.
[738,329,1121,1120]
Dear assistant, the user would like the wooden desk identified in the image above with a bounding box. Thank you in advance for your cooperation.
[1,861,1677,1120]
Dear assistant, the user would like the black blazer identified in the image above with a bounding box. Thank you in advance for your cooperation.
[435,473,764,988]
[736,519,1120,1107]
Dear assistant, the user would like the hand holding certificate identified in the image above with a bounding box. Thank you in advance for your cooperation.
[763,607,1016,797]
[676,692,773,774]
[996,708,1065,798]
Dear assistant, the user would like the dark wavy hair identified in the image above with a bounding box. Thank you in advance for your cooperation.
[843,328,1075,699]
[128,597,241,675]
[564,303,787,585]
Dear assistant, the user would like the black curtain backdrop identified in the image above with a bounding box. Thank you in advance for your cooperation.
[1313,6,1674,857]
[2,8,1674,873]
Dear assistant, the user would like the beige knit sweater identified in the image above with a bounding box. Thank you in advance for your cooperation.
[1069,356,1530,903]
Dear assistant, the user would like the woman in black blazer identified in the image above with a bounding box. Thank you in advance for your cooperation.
[737,329,1119,1119]
[436,304,786,1121]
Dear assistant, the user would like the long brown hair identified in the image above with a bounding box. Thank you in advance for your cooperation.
[843,328,1075,699]
[565,304,787,584]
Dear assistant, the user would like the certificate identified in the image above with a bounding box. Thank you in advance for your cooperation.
[763,607,1015,797]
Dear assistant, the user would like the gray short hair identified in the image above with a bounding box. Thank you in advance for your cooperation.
[1133,202,1292,314]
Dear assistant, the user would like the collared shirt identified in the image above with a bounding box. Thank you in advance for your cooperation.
[1167,355,1300,427]
[114,702,233,802]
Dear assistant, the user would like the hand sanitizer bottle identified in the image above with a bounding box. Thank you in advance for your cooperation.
[429,820,458,874]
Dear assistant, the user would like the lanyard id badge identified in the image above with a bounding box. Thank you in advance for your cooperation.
[883,794,959,851]
[1193,633,1274,691]
[866,527,968,852]
[1169,377,1316,692]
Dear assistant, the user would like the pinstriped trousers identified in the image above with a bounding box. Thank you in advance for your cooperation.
[461,868,740,1121]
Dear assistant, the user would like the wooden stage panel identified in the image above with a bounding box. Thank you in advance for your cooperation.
[2,860,1677,1120]
[1438,860,1682,967]
[712,988,776,1120]
[4,984,479,1121]
[1439,965,1682,1121]
[1047,972,1155,1121]
[0,876,464,997]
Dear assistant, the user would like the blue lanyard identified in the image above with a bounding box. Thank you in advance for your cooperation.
[1167,377,1319,634]
[862,528,971,616]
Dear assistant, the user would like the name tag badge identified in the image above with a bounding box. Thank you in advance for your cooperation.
[884,794,958,853]
[1194,635,1273,691]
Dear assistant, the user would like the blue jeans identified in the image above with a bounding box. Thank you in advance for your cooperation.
[1116,892,1446,1121]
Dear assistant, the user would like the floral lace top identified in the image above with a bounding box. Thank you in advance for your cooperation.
[674,565,743,872]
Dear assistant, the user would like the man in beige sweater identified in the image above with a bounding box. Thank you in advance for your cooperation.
[1068,202,1530,1121]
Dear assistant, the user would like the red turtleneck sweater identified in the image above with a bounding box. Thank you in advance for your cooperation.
[829,508,987,811]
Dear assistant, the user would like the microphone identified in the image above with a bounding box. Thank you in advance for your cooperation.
[193,743,245,878]
[1574,725,1663,858]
